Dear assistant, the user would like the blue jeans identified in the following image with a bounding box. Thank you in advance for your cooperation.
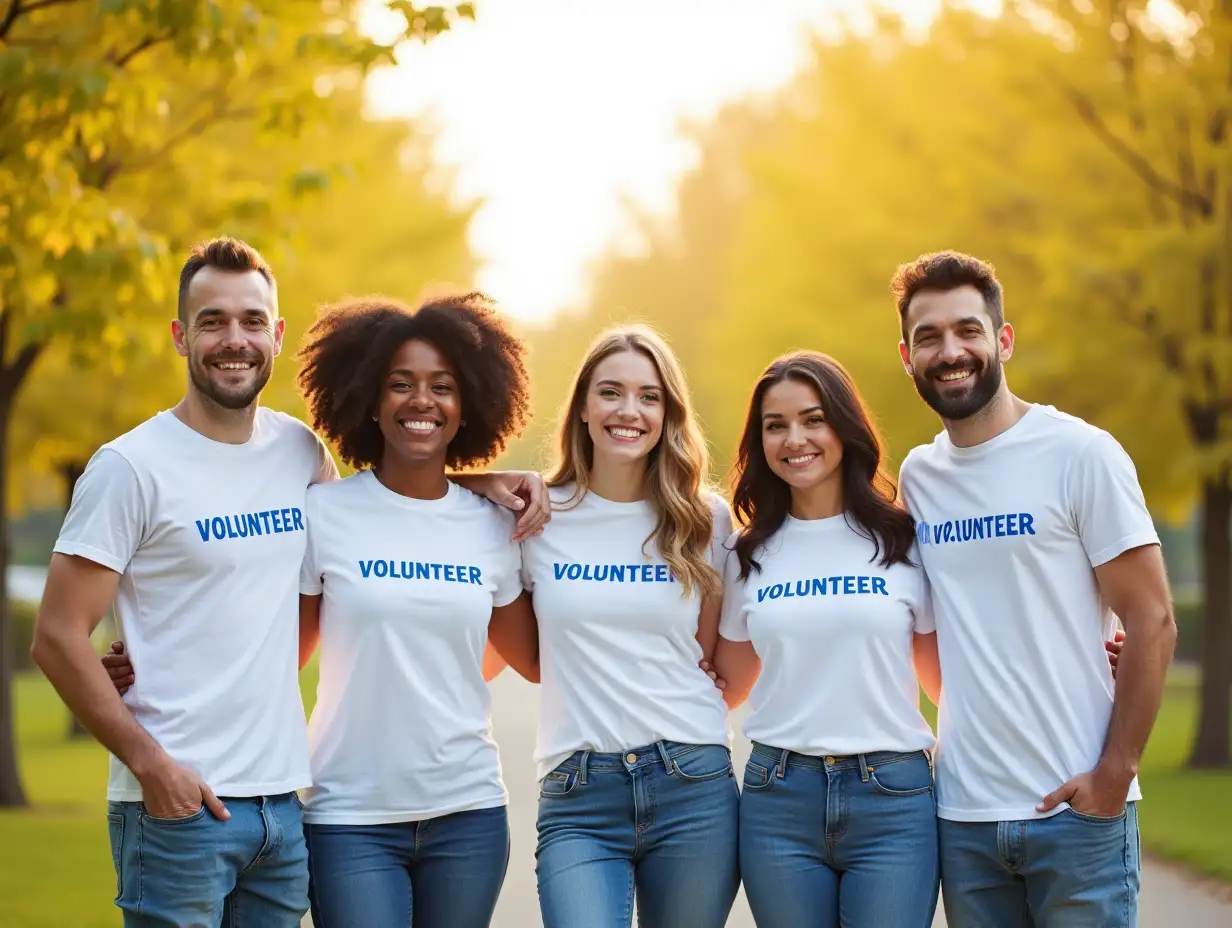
[304,805,510,928]
[535,741,740,928]
[939,802,1141,927]
[739,744,940,927]
[107,792,308,928]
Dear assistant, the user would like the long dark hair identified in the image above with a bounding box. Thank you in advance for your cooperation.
[729,351,916,580]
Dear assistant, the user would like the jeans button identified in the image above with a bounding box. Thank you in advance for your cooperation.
[626,753,638,764]
[825,756,835,765]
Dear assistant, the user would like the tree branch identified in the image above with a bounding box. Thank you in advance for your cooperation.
[3,341,43,393]
[101,103,258,184]
[16,0,80,12]
[0,311,44,396]
[1047,70,1211,215]
[0,0,86,42]
[111,32,173,69]
[0,1,22,41]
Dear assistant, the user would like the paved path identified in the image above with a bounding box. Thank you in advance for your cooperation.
[311,674,1232,927]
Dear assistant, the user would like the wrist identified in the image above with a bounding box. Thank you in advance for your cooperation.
[1095,757,1137,786]
[127,742,170,781]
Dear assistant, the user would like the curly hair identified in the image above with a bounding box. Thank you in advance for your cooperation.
[296,292,530,470]
[890,251,1003,340]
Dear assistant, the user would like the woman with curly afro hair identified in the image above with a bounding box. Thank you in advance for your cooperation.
[292,292,541,928]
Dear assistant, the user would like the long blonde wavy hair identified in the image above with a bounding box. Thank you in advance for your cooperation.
[547,326,721,600]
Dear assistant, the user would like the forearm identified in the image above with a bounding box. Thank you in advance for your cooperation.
[496,644,539,683]
[1099,611,1177,776]
[488,596,541,684]
[31,627,166,777]
[298,625,320,671]
[482,642,508,682]
[448,472,489,491]
[912,633,942,706]
[712,639,760,710]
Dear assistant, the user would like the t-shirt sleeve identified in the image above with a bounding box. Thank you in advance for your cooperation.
[492,514,523,608]
[518,540,535,593]
[717,541,750,642]
[912,563,936,634]
[299,494,324,596]
[310,433,340,486]
[1068,431,1160,568]
[896,454,917,515]
[708,494,735,569]
[52,448,146,574]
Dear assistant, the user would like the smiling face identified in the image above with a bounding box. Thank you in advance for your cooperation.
[761,376,844,495]
[377,338,462,466]
[899,285,1012,421]
[173,266,283,410]
[581,349,665,466]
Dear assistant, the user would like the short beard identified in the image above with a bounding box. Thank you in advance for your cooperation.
[188,351,272,411]
[913,356,1002,421]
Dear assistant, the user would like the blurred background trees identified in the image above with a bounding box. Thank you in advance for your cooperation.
[2,0,1229,821]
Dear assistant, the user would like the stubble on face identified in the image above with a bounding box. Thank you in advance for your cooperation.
[181,268,278,412]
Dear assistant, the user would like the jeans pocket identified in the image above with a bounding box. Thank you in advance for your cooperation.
[106,811,124,901]
[742,761,774,791]
[671,745,733,782]
[141,804,208,826]
[539,768,579,799]
[868,757,933,797]
[1066,806,1127,824]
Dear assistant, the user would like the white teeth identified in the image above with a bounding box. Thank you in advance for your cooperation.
[216,362,253,371]
[402,420,437,432]
[938,370,972,382]
[786,454,817,465]
[608,427,642,439]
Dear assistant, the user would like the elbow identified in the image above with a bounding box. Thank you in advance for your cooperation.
[1159,608,1179,657]
[29,622,63,672]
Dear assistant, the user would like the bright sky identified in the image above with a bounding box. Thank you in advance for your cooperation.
[361,0,940,322]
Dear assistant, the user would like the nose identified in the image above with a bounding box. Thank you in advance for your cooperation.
[617,395,639,419]
[218,318,249,350]
[408,383,436,410]
[784,422,807,448]
[936,330,968,365]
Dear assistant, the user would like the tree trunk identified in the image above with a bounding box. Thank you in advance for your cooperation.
[1188,467,1232,768]
[0,389,26,806]
[60,462,92,740]
[0,315,43,808]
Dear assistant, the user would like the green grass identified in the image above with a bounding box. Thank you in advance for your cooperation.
[0,667,1228,925]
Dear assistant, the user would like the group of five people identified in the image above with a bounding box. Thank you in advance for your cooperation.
[31,237,1176,928]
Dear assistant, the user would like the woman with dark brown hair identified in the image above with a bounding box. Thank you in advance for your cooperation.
[711,350,941,928]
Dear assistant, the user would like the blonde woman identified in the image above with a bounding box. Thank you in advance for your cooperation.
[519,326,738,928]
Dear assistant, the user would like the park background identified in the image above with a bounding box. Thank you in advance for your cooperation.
[1,0,1231,924]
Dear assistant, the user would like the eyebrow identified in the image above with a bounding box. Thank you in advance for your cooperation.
[913,316,986,339]
[596,379,661,390]
[388,368,456,379]
[763,405,823,419]
[194,307,271,321]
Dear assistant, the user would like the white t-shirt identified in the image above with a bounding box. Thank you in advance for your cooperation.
[299,472,522,824]
[899,404,1160,822]
[53,408,337,802]
[522,485,732,779]
[720,514,936,756]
